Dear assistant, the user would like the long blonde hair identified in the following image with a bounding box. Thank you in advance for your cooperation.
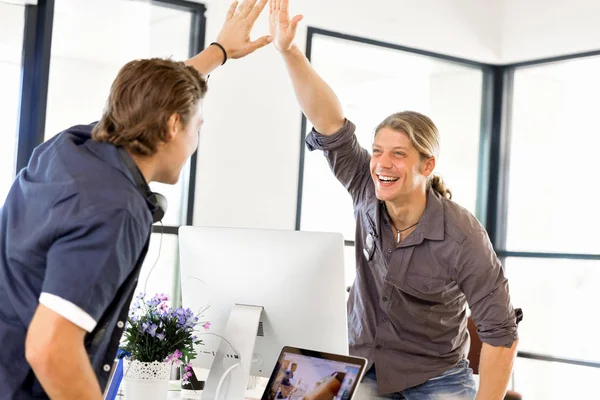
[375,111,452,199]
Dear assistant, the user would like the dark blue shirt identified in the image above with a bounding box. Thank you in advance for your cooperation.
[0,124,154,399]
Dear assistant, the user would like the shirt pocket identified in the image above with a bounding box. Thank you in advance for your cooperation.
[404,273,448,302]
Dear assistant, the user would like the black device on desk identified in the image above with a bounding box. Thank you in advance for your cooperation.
[262,346,368,400]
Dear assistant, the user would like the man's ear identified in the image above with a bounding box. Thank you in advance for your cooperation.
[422,156,436,177]
[166,113,181,142]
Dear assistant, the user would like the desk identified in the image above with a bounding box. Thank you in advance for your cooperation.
[115,378,268,399]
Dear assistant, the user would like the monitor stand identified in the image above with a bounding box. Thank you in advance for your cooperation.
[201,304,263,400]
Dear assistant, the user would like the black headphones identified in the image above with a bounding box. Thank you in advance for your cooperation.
[118,147,167,223]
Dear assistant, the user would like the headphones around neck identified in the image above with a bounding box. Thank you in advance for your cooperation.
[118,147,167,223]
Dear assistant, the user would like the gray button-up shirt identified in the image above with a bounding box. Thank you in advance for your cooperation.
[306,120,518,394]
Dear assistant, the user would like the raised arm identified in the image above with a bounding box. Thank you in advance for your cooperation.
[269,0,345,135]
[186,0,273,75]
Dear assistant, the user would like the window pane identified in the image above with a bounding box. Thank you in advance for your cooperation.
[0,3,25,205]
[133,232,178,300]
[513,357,599,399]
[506,257,600,362]
[300,35,483,240]
[507,58,600,253]
[44,0,192,225]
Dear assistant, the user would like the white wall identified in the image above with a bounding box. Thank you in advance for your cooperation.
[192,0,503,229]
[501,0,600,63]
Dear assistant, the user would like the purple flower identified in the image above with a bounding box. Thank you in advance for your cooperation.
[156,332,165,341]
[202,322,211,331]
[147,323,158,337]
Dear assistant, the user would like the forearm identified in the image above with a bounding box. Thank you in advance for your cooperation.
[29,342,103,400]
[280,44,345,135]
[476,340,519,400]
[185,44,226,76]
[26,304,103,399]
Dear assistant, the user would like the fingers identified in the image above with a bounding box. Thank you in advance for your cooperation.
[247,35,273,53]
[303,373,344,400]
[239,0,258,18]
[281,0,289,17]
[269,0,275,14]
[249,0,268,22]
[226,1,238,21]
[290,13,303,33]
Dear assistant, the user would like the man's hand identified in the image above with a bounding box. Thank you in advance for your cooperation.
[303,373,344,400]
[216,0,272,59]
[269,0,303,53]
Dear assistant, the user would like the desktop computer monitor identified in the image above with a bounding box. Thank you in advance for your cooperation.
[178,226,349,400]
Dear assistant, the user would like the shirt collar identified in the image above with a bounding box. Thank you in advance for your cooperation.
[367,189,445,243]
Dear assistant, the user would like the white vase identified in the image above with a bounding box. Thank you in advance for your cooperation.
[123,359,171,400]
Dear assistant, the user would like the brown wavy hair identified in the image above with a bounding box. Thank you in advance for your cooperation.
[92,58,207,156]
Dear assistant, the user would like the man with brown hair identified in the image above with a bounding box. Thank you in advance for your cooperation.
[0,1,271,399]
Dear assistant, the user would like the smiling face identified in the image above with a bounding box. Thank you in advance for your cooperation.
[369,127,435,202]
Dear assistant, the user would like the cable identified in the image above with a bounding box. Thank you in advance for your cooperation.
[143,221,164,293]
[214,363,241,400]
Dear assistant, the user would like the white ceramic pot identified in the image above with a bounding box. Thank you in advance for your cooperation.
[123,359,170,400]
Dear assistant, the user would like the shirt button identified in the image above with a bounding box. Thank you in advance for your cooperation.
[375,345,382,350]
[381,317,388,323]
[382,297,389,302]
[387,249,392,254]
[103,364,111,372]
[423,285,429,292]
[117,321,124,329]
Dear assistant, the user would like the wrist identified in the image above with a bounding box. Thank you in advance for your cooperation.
[209,42,228,65]
[280,43,301,58]
[185,45,223,75]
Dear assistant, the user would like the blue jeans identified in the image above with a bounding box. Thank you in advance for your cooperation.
[354,360,477,400]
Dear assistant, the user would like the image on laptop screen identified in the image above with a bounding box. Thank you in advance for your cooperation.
[262,347,365,400]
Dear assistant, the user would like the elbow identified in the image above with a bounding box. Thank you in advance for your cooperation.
[314,117,346,136]
[25,331,55,378]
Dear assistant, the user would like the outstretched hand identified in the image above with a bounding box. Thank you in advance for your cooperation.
[302,373,344,400]
[216,0,272,59]
[269,0,303,52]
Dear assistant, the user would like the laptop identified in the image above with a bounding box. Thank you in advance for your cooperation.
[261,346,368,400]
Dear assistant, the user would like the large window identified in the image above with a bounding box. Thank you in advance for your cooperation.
[507,58,600,254]
[0,2,25,204]
[502,55,600,395]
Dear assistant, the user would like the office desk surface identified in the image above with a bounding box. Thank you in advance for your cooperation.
[116,380,268,399]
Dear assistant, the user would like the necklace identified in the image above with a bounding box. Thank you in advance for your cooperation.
[389,219,419,244]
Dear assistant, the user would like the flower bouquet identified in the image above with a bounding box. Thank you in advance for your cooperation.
[120,293,209,399]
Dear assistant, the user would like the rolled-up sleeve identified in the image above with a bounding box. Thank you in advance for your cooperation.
[305,119,372,206]
[42,208,148,326]
[456,229,518,347]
